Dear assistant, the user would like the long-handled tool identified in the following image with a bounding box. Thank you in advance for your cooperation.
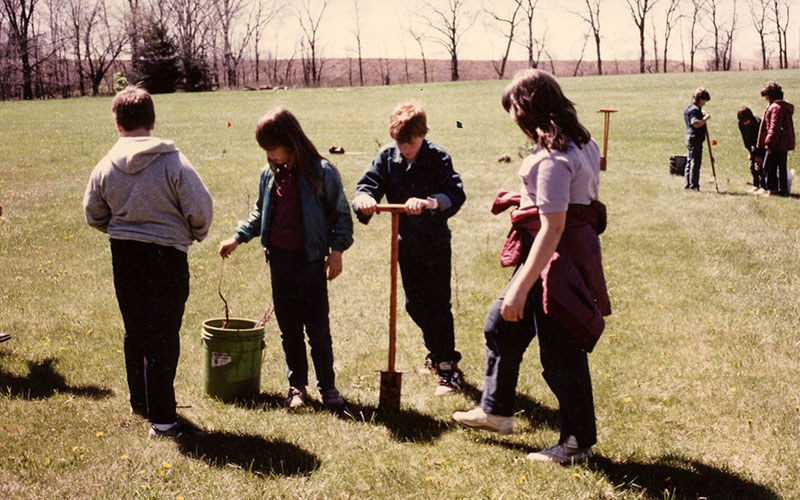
[596,108,618,171]
[705,129,720,193]
[374,203,406,412]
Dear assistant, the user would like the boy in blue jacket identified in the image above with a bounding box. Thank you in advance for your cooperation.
[353,102,466,396]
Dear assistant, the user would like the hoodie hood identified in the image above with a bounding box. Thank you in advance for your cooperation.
[108,137,179,175]
[774,99,794,116]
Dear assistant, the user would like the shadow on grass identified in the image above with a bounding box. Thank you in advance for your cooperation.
[460,380,560,432]
[590,455,779,500]
[234,391,450,444]
[176,425,320,477]
[0,357,113,400]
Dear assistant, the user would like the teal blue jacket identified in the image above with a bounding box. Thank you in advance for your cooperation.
[235,158,353,262]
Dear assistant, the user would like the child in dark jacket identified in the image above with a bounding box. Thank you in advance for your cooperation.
[352,102,466,396]
[757,81,795,196]
[219,107,353,409]
[737,106,765,193]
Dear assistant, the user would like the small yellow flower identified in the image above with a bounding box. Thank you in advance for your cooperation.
[96,431,104,437]
[604,265,610,270]
[72,446,78,451]
[121,455,128,460]
[748,310,754,315]
[572,472,580,478]
[730,387,736,393]
[794,405,799,410]
[425,476,433,482]
[87,328,93,335]
[746,419,753,424]
[609,333,617,338]
[162,462,171,469]
[624,397,632,403]
[519,475,527,484]
[176,497,184,500]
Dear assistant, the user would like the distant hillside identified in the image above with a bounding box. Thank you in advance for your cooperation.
[239,57,769,89]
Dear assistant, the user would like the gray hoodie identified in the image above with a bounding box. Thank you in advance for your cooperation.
[83,136,213,252]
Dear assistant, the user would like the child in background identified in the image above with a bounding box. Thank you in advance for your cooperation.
[352,102,466,397]
[453,69,610,463]
[757,81,795,196]
[684,87,712,191]
[218,107,353,409]
[737,106,765,193]
[84,85,213,439]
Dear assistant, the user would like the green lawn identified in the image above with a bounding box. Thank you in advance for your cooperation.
[1,69,799,499]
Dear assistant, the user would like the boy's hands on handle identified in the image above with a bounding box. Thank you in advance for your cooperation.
[404,197,435,215]
[218,237,239,259]
[353,193,378,215]
[326,250,343,280]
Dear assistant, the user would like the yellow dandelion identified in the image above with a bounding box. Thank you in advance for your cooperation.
[121,455,128,460]
[425,476,433,482]
[519,475,527,484]
[748,310,754,315]
[572,472,580,478]
[15,276,21,281]
[730,387,736,393]
[794,405,799,410]
[624,397,632,403]
[604,265,610,270]
[176,497,183,500]
[72,446,78,451]
[162,462,171,469]
[96,431,104,437]
[609,333,617,338]
[87,328,93,335]
[746,419,753,424]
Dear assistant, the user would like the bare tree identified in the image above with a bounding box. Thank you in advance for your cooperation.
[748,0,770,68]
[650,16,658,71]
[82,0,124,95]
[213,0,259,87]
[2,0,39,99]
[704,0,736,70]
[772,0,791,68]
[570,0,602,75]
[517,0,540,68]
[409,25,428,83]
[296,0,327,86]
[661,0,680,72]
[164,0,215,90]
[626,0,660,73]
[350,0,363,85]
[124,0,142,67]
[572,33,589,76]
[252,0,282,84]
[687,0,706,71]
[421,0,475,81]
[485,0,521,79]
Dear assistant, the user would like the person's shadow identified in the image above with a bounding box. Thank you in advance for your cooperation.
[589,455,779,500]
[0,355,113,400]
[235,391,451,444]
[175,423,319,477]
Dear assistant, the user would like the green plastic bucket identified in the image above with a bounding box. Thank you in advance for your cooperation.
[201,318,265,402]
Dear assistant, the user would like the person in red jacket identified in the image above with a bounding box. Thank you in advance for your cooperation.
[756,81,795,196]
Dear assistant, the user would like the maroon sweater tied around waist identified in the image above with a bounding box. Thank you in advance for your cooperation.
[492,190,611,352]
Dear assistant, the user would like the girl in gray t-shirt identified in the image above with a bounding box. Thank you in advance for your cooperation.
[453,69,609,464]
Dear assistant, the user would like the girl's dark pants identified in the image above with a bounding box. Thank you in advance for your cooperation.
[268,246,336,391]
[111,239,188,425]
[480,266,597,448]
[398,246,461,364]
[763,149,789,195]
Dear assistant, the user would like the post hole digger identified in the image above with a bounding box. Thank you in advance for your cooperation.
[374,203,406,412]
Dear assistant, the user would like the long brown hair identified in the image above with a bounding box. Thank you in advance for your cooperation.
[501,69,591,152]
[255,107,325,193]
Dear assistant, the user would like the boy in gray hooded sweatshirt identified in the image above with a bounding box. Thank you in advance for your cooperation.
[83,85,213,439]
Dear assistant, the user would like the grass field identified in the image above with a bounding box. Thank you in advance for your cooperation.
[2,69,799,499]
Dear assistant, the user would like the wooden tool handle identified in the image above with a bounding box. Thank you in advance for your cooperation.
[375,203,407,214]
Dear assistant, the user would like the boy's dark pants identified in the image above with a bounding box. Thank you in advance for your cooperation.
[111,239,188,425]
[268,246,336,391]
[480,271,596,449]
[685,140,703,189]
[763,150,789,194]
[398,246,460,365]
[749,158,765,189]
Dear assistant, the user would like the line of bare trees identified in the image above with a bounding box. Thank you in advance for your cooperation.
[0,0,796,100]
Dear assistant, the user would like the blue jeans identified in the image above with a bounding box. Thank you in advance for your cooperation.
[481,268,596,448]
[685,140,703,189]
[763,150,789,195]
[111,239,188,425]
[269,246,336,391]
[398,246,460,364]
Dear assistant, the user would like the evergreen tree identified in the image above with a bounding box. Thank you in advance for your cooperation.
[133,21,182,94]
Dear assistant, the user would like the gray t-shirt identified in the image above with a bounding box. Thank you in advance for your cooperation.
[518,138,600,213]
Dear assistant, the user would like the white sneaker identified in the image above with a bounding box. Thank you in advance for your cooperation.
[285,387,307,409]
[452,407,513,435]
[527,435,593,464]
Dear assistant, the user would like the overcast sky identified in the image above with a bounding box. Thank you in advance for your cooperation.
[262,0,772,64]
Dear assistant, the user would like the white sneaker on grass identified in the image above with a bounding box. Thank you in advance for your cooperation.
[526,435,593,464]
[452,407,513,435]
[285,387,307,409]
